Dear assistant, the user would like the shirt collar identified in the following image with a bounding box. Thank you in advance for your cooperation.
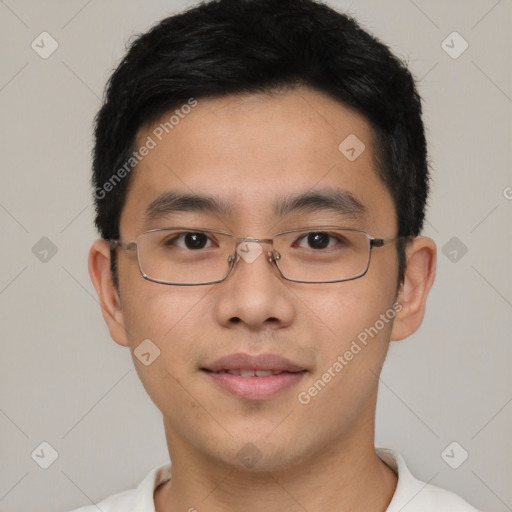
[135,449,430,512]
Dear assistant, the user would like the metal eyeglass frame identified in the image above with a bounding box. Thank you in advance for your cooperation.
[109,226,410,286]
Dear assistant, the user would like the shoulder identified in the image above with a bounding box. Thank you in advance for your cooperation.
[66,463,172,512]
[377,448,481,512]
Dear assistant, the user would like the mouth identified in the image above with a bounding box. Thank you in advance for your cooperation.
[205,369,299,377]
[201,353,308,400]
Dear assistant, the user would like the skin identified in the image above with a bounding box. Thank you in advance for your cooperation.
[89,86,436,512]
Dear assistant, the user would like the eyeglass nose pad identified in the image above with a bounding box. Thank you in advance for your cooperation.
[229,250,280,264]
[268,250,281,263]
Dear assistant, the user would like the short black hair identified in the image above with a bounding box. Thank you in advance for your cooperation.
[92,0,429,289]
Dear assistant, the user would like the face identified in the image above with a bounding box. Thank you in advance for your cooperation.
[97,87,408,471]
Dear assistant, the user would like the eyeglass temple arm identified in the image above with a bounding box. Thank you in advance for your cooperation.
[372,235,413,248]
[109,240,137,251]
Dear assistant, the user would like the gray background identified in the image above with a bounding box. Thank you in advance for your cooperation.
[0,1,511,511]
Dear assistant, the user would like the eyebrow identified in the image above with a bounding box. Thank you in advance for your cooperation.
[143,192,234,224]
[273,188,366,218]
[143,187,366,224]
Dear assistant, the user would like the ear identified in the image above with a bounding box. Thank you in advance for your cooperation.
[390,236,437,342]
[88,239,130,347]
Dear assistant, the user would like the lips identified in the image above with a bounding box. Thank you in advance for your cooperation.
[202,353,307,400]
[216,369,283,377]
[203,353,306,374]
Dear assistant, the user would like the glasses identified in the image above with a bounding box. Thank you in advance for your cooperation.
[109,227,407,286]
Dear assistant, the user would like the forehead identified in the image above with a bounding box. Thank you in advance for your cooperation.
[120,87,396,235]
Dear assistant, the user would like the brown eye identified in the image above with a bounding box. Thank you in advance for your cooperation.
[163,232,214,250]
[183,233,209,249]
[306,232,330,249]
[296,232,338,250]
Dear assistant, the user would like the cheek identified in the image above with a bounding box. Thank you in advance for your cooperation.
[293,287,396,434]
[121,281,212,341]
[297,278,395,346]
[119,282,214,397]
[120,285,212,421]
[298,280,397,396]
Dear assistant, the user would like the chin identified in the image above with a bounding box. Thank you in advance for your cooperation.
[200,432,316,473]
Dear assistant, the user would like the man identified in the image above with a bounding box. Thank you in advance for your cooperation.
[78,0,479,510]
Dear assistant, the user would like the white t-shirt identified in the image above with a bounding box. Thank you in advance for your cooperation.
[69,448,480,511]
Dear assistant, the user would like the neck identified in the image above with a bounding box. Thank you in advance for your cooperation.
[155,412,397,512]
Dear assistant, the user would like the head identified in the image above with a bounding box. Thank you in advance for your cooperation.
[89,0,436,472]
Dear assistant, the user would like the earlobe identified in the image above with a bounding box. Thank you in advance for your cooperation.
[390,236,437,342]
[88,239,130,347]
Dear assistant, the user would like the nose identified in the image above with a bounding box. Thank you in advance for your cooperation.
[213,240,294,331]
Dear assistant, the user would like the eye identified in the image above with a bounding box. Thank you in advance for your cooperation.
[165,232,215,250]
[295,231,342,250]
